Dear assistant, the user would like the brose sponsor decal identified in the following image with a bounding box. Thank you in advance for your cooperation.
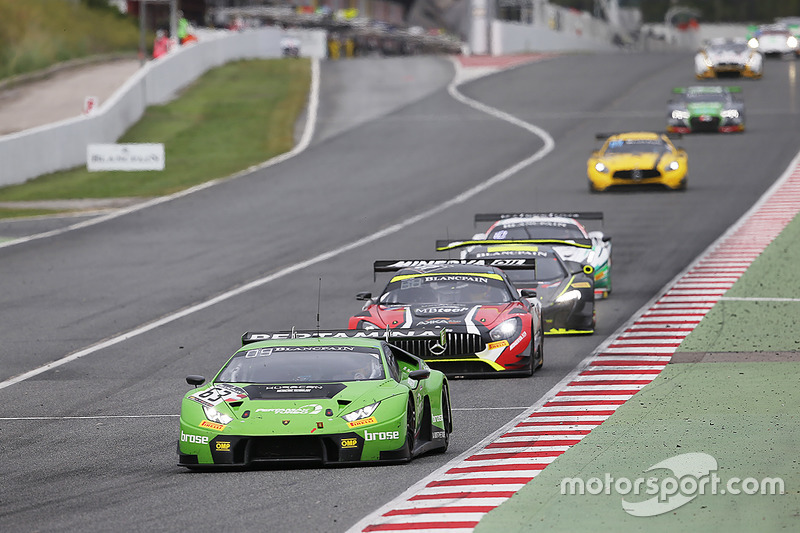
[432,414,444,423]
[215,441,232,451]
[181,431,209,445]
[340,438,358,448]
[364,430,400,441]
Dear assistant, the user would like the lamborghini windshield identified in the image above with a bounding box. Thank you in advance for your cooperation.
[217,345,385,383]
[379,273,514,304]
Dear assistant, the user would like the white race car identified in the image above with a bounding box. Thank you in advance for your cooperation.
[470,213,612,299]
[695,38,763,79]
[748,24,799,57]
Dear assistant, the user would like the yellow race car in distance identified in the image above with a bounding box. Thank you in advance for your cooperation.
[587,132,688,192]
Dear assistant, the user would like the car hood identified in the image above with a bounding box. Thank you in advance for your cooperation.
[186,380,402,421]
[374,303,513,329]
[601,152,663,169]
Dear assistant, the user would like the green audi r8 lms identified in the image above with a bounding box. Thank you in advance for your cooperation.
[178,330,452,468]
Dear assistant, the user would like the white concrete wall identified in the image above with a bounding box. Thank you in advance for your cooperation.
[491,20,618,54]
[0,27,326,187]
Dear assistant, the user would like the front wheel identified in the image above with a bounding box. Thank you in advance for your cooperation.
[437,387,451,453]
[405,398,416,457]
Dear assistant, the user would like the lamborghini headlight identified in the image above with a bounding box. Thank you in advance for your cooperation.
[788,36,798,49]
[721,109,739,119]
[666,160,681,171]
[748,37,759,49]
[489,317,521,341]
[342,402,380,423]
[555,289,581,304]
[594,162,609,173]
[671,110,690,120]
[703,55,712,67]
[203,405,233,425]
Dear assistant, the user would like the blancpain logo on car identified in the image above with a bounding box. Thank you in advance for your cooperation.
[255,404,323,415]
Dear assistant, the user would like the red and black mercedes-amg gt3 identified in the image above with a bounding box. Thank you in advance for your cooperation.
[349,260,544,378]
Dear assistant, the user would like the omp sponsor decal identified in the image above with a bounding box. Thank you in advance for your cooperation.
[487,340,509,350]
[199,420,226,431]
[341,438,359,448]
[180,431,208,445]
[255,404,323,415]
[364,430,400,441]
[215,441,232,452]
[347,416,377,428]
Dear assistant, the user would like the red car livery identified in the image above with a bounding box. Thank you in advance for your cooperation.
[349,260,544,378]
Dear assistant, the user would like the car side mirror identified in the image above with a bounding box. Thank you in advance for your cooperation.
[566,260,593,275]
[409,369,430,380]
[186,375,205,387]
[520,288,537,299]
[356,292,372,301]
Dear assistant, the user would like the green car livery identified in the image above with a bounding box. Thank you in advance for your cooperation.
[178,330,452,468]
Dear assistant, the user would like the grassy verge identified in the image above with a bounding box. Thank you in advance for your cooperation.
[0,0,140,80]
[0,58,311,217]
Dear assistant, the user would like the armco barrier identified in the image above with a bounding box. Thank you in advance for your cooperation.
[0,27,326,188]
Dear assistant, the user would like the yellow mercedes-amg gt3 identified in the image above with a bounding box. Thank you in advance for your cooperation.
[587,132,688,192]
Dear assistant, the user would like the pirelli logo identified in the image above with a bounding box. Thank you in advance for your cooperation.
[340,438,358,448]
[347,416,377,428]
[487,340,509,350]
[200,420,226,431]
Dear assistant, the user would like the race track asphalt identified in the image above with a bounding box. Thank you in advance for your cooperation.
[0,51,798,533]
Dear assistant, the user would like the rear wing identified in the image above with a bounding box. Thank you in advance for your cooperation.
[673,86,741,94]
[373,258,540,275]
[435,239,592,252]
[241,328,450,364]
[595,131,682,140]
[474,212,603,225]
[242,328,449,346]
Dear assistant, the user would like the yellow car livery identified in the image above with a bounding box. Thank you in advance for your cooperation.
[587,132,688,192]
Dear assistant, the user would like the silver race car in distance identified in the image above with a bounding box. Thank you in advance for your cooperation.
[695,37,763,79]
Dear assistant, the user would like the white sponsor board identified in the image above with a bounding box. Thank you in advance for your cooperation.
[87,143,165,171]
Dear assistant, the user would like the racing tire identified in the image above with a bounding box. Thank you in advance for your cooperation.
[535,346,544,371]
[436,386,451,453]
[405,397,416,457]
